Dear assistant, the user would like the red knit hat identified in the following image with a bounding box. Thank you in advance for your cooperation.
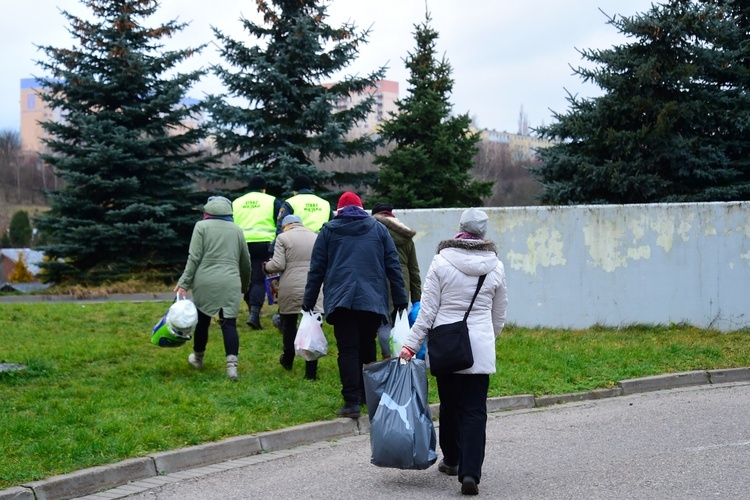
[337,191,363,210]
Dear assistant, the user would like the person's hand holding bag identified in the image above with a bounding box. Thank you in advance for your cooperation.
[399,345,416,362]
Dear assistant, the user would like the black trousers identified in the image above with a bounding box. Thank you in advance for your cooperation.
[331,308,380,404]
[280,313,318,378]
[192,309,239,357]
[435,372,490,484]
[245,242,272,308]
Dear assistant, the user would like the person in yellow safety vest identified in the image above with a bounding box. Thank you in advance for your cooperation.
[276,174,333,235]
[233,176,282,330]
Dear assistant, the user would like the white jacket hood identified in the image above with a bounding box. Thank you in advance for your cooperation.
[437,239,498,277]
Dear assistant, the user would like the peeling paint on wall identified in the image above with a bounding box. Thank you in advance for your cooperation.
[583,218,627,272]
[506,225,566,275]
[650,214,676,253]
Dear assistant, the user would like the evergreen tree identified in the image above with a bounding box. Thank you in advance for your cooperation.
[205,0,385,197]
[34,0,210,283]
[532,0,750,204]
[9,210,32,248]
[373,12,492,209]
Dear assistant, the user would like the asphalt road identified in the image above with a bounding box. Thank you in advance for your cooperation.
[118,381,750,500]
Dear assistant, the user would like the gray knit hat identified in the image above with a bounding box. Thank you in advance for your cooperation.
[282,214,302,227]
[459,208,489,238]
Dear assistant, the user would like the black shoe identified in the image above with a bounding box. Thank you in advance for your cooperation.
[438,459,458,476]
[461,476,478,495]
[272,313,282,331]
[248,307,262,330]
[279,354,292,371]
[335,404,361,419]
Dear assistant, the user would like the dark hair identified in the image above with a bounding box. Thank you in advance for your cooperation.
[371,202,394,215]
[291,174,312,192]
[248,176,267,190]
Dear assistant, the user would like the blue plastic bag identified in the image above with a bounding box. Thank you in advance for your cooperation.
[362,358,437,470]
[408,302,426,360]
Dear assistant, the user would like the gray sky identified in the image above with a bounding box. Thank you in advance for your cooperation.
[0,0,656,135]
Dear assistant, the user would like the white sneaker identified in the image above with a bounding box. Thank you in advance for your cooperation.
[188,352,204,369]
[226,355,238,381]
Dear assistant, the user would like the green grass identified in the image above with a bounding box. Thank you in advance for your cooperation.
[1,301,749,489]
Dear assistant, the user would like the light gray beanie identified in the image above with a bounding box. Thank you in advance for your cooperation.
[459,208,489,238]
[282,214,302,226]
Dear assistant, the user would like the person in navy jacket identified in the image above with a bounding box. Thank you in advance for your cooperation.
[303,192,407,419]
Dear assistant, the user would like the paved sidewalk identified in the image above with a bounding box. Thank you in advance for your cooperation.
[103,380,750,499]
[2,367,749,500]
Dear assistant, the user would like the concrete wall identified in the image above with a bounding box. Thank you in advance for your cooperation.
[397,202,749,331]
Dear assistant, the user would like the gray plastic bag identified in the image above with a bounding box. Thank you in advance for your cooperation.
[362,358,437,469]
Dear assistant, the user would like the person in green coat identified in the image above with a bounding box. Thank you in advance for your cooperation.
[175,196,251,380]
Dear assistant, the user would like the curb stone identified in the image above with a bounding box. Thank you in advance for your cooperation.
[0,293,175,304]
[3,369,749,500]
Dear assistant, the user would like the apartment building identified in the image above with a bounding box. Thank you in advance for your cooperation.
[19,78,206,154]
[20,78,61,153]
[326,79,399,138]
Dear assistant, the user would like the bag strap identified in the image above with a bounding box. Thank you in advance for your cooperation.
[463,274,487,321]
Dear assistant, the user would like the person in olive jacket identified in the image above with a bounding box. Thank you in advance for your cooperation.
[175,196,251,381]
[302,192,407,419]
[371,202,422,358]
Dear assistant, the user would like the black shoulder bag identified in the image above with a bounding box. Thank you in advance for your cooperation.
[427,274,487,377]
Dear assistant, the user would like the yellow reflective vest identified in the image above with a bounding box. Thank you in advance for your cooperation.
[287,194,331,233]
[233,191,277,243]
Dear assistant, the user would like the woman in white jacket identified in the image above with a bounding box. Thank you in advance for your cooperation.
[399,208,508,496]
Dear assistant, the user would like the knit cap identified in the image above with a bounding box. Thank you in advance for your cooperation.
[459,208,489,238]
[337,192,363,210]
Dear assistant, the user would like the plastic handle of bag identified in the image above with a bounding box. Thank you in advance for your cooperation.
[301,309,323,324]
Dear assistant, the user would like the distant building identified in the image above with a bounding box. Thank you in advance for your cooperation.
[0,248,51,293]
[476,127,554,162]
[508,133,554,162]
[325,79,399,138]
[19,78,206,154]
[20,78,61,153]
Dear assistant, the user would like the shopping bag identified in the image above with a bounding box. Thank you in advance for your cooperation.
[363,358,437,470]
[388,310,410,356]
[407,302,426,360]
[294,310,328,361]
[151,295,198,348]
[265,274,280,305]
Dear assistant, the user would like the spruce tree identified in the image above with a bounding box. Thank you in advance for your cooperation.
[9,211,32,248]
[373,12,492,209]
[34,0,210,283]
[205,0,385,197]
[532,0,750,204]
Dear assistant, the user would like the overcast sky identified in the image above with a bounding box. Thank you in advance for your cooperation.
[0,0,657,135]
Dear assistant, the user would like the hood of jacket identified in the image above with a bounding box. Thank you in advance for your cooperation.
[373,214,416,244]
[203,196,233,216]
[325,213,378,236]
[437,238,498,277]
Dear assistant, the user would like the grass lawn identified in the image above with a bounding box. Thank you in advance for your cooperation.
[1,300,749,490]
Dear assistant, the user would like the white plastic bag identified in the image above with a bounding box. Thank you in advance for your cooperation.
[167,294,198,336]
[294,310,328,361]
[389,310,410,356]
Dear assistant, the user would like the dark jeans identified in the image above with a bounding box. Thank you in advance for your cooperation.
[192,309,239,357]
[245,242,272,308]
[435,372,490,484]
[331,308,380,404]
[280,313,318,378]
